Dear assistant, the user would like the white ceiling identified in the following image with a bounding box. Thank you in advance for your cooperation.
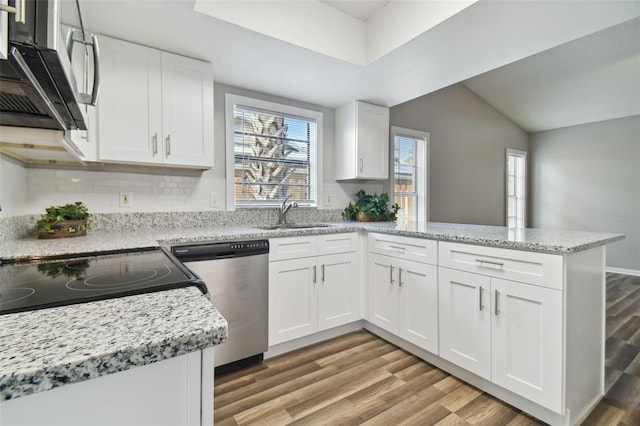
[463,17,640,132]
[319,0,390,21]
[63,0,640,133]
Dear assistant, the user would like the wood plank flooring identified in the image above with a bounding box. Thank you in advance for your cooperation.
[215,273,640,425]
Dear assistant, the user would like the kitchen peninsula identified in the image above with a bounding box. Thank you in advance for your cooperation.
[0,219,624,426]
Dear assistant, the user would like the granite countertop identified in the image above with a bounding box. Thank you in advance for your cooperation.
[0,286,227,401]
[0,221,624,401]
[0,222,625,262]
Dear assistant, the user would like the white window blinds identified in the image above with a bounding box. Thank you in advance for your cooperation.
[232,104,317,206]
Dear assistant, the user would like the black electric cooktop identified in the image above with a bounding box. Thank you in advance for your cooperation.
[0,248,207,315]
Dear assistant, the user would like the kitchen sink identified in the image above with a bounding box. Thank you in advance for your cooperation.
[256,223,332,230]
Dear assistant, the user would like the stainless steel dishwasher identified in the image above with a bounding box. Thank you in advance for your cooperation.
[171,240,269,375]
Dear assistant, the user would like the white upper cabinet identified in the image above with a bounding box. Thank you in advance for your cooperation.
[160,52,214,167]
[98,35,213,169]
[334,101,389,180]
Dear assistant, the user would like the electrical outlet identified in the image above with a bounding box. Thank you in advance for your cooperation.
[326,193,332,206]
[209,192,222,208]
[119,192,132,207]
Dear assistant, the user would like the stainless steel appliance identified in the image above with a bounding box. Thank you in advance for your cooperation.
[0,0,99,132]
[172,240,269,375]
[0,248,207,315]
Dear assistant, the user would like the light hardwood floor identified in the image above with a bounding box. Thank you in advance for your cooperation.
[215,273,640,425]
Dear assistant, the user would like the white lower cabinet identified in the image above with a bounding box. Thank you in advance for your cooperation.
[491,277,563,413]
[268,234,361,346]
[269,257,318,344]
[368,253,438,354]
[439,266,563,413]
[438,268,491,379]
[0,348,214,426]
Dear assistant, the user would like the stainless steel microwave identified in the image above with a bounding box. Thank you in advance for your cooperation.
[0,0,99,132]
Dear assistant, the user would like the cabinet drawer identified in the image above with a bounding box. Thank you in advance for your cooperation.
[439,242,563,290]
[368,233,438,265]
[269,236,318,261]
[317,233,358,256]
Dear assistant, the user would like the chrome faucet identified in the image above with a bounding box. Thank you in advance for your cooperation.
[278,197,298,225]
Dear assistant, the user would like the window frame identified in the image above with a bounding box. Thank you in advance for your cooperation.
[390,126,430,224]
[506,148,527,228]
[225,93,323,210]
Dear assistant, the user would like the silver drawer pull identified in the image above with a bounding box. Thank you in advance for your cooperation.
[495,290,500,316]
[389,245,406,251]
[399,268,403,286]
[313,265,317,285]
[321,264,325,283]
[479,286,484,311]
[476,258,504,268]
[390,265,394,284]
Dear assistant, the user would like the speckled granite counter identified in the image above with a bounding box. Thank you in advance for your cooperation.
[0,286,227,401]
[0,220,624,402]
[0,221,624,262]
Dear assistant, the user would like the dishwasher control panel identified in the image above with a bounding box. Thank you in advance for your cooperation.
[172,240,270,261]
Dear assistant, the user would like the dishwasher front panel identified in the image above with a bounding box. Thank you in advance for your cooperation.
[183,253,268,368]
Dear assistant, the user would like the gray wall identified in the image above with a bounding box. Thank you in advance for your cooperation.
[390,83,529,226]
[530,116,640,271]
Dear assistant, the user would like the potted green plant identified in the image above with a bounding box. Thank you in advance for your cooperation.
[342,189,400,222]
[37,202,92,239]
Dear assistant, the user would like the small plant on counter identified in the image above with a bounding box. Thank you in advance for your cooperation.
[342,189,400,222]
[37,202,92,239]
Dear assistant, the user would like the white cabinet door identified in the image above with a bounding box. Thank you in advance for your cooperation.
[269,257,318,346]
[398,259,438,354]
[0,0,7,60]
[161,52,213,168]
[317,252,360,331]
[491,277,563,413]
[98,35,162,164]
[356,101,389,179]
[334,101,389,180]
[367,253,398,334]
[438,267,492,379]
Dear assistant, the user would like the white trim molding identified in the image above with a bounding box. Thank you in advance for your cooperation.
[606,267,640,277]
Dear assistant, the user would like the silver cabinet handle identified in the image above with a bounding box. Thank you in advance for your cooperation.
[321,264,325,283]
[398,267,403,286]
[0,0,26,23]
[313,265,317,285]
[476,258,505,268]
[479,286,484,311]
[389,245,406,251]
[152,133,158,155]
[359,156,363,173]
[390,265,394,284]
[166,135,171,156]
[494,289,500,316]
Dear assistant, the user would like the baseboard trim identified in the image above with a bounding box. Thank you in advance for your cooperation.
[607,267,640,277]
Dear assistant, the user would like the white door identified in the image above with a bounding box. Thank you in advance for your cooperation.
[398,259,439,354]
[367,253,398,334]
[268,258,318,345]
[356,102,389,179]
[317,252,359,331]
[438,267,491,379]
[491,278,563,413]
[161,52,214,168]
[98,35,162,164]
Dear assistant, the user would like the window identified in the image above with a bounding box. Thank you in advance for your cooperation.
[506,149,527,228]
[225,94,322,209]
[391,127,429,224]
